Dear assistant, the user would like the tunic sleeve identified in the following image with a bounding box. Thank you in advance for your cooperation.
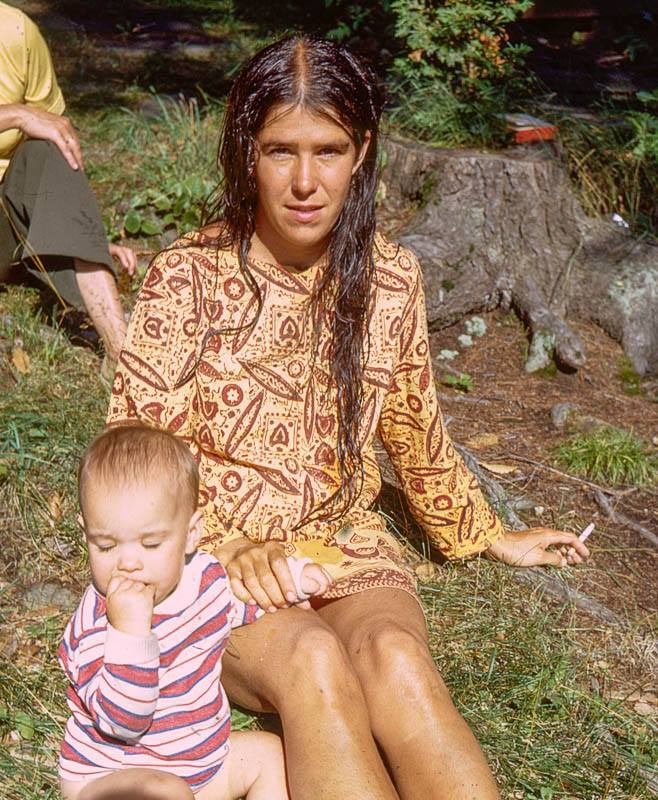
[377,255,504,559]
[106,246,199,441]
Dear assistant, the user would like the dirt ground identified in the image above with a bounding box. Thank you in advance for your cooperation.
[425,309,657,625]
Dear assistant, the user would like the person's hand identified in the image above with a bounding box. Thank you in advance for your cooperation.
[105,571,155,636]
[485,528,590,568]
[15,105,83,170]
[225,541,301,613]
[299,562,333,600]
[109,243,137,276]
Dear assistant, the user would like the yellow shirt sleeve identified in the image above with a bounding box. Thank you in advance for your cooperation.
[23,13,65,113]
[0,5,64,175]
[377,253,504,559]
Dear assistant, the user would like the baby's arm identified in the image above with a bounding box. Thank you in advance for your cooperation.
[60,579,160,742]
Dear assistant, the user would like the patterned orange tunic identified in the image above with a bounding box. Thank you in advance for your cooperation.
[107,231,503,600]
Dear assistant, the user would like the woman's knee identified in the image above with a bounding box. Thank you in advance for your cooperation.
[346,619,442,690]
[277,623,363,706]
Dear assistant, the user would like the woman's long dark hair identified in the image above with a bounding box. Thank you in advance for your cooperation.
[203,35,384,523]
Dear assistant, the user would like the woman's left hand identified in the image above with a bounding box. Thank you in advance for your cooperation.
[485,528,590,567]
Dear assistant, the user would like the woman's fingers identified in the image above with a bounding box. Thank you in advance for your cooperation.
[269,552,298,604]
[241,564,279,612]
[255,566,288,609]
[226,563,256,605]
[545,530,590,559]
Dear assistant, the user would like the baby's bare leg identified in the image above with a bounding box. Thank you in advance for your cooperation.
[196,731,289,800]
[60,768,194,800]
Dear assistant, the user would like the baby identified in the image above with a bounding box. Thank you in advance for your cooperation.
[58,424,331,800]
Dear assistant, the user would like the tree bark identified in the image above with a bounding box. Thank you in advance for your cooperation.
[382,138,658,375]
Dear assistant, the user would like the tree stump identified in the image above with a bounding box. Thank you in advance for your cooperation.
[382,139,658,376]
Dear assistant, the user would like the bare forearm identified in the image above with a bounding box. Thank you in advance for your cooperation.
[0,104,27,135]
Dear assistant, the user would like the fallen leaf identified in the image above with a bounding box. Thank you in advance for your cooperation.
[11,346,30,374]
[466,432,500,449]
[414,563,436,582]
[407,48,424,62]
[479,461,518,476]
[634,701,656,716]
[47,493,62,523]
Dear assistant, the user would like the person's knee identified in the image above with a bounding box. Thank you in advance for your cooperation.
[12,138,58,167]
[347,620,442,690]
[280,624,363,707]
[133,770,194,800]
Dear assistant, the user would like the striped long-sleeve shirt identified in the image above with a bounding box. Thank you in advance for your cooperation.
[58,551,263,790]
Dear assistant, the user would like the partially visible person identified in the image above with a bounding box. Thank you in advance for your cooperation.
[59,424,331,800]
[107,35,590,800]
[0,2,135,367]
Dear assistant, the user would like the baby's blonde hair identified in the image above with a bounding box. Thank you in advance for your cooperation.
[78,424,199,517]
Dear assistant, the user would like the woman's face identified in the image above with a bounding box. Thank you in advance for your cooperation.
[253,104,370,269]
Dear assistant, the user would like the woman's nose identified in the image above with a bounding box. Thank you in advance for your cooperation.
[292,155,317,197]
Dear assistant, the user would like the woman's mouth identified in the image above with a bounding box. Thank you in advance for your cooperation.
[286,205,323,223]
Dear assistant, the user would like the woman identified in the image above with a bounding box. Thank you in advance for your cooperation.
[107,36,589,800]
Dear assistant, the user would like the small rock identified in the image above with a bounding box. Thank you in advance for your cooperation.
[510,497,537,511]
[551,402,610,434]
[465,316,487,337]
[457,334,473,348]
[551,402,580,430]
[534,505,546,516]
[437,349,458,361]
[22,582,77,613]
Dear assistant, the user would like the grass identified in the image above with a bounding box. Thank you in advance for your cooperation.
[549,106,658,238]
[1,288,656,798]
[555,427,658,487]
[1,66,657,800]
[80,96,223,245]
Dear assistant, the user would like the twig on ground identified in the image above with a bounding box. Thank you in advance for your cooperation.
[506,452,628,496]
[593,489,658,548]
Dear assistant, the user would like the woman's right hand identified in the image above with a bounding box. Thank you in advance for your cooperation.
[225,541,303,613]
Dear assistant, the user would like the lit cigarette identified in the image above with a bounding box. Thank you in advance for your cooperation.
[578,523,595,542]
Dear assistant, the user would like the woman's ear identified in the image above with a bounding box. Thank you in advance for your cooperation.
[351,130,372,175]
[186,509,204,554]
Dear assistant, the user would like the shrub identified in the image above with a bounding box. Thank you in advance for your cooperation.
[387,0,534,147]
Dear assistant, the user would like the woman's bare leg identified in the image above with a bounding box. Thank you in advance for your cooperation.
[318,588,500,800]
[221,605,398,800]
[61,768,194,800]
[74,259,126,361]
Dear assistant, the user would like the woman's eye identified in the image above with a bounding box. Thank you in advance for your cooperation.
[143,543,161,550]
[97,544,114,553]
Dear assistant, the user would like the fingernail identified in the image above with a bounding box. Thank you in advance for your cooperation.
[286,592,296,603]
[268,606,276,613]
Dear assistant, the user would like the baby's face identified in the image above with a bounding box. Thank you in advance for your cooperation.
[81,480,200,605]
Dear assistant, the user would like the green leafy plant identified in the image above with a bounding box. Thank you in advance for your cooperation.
[387,0,534,147]
[441,371,474,392]
[116,95,220,239]
[555,426,657,486]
